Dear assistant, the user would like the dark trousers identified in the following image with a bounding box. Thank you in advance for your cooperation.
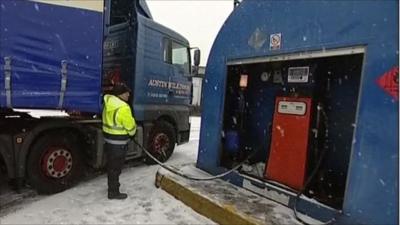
[105,143,128,193]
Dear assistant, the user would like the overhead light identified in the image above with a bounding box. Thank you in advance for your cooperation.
[239,74,248,88]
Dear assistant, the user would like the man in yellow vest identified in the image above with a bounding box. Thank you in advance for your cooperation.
[102,84,136,200]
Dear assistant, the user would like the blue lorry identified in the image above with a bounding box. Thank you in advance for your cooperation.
[198,1,398,224]
[0,0,200,194]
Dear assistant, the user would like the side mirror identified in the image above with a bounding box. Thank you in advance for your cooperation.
[194,49,201,67]
[191,49,201,76]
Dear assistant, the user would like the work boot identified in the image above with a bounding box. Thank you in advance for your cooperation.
[108,191,128,200]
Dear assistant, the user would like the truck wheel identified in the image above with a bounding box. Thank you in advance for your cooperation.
[27,133,83,194]
[145,121,176,164]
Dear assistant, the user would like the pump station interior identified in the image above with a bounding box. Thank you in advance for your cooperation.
[221,54,363,209]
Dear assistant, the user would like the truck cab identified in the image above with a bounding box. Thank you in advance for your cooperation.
[103,0,199,161]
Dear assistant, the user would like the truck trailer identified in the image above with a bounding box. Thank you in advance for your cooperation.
[0,0,200,194]
[197,1,398,224]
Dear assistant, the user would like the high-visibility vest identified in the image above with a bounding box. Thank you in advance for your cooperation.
[102,94,136,136]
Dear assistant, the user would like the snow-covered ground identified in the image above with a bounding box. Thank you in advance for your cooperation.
[0,117,215,225]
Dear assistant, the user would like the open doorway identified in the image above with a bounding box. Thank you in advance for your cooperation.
[220,52,364,209]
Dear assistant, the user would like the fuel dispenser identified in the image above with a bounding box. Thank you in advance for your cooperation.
[265,96,313,190]
[262,65,317,190]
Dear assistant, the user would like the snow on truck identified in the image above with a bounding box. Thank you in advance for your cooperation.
[0,0,200,194]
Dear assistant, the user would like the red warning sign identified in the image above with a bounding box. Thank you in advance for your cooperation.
[376,66,399,100]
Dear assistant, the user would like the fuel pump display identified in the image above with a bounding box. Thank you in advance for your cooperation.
[221,54,363,209]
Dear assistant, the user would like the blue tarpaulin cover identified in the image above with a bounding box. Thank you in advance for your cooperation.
[0,0,104,113]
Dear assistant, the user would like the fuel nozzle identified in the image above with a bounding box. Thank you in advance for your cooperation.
[312,103,323,139]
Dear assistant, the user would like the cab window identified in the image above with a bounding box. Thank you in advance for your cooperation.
[164,39,190,74]
[110,0,132,26]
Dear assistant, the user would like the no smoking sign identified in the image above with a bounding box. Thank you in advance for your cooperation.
[270,33,282,50]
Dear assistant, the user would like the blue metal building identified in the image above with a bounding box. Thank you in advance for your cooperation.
[197,1,399,224]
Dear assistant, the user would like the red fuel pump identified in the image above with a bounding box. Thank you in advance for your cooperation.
[265,96,313,190]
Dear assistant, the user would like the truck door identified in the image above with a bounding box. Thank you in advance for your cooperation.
[164,39,192,105]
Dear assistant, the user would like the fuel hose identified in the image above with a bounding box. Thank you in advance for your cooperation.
[293,105,336,225]
[132,139,256,181]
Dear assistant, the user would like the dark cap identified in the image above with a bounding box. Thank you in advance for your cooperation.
[112,83,131,96]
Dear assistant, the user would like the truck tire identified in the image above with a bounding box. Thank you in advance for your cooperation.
[27,132,84,194]
[145,121,176,164]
